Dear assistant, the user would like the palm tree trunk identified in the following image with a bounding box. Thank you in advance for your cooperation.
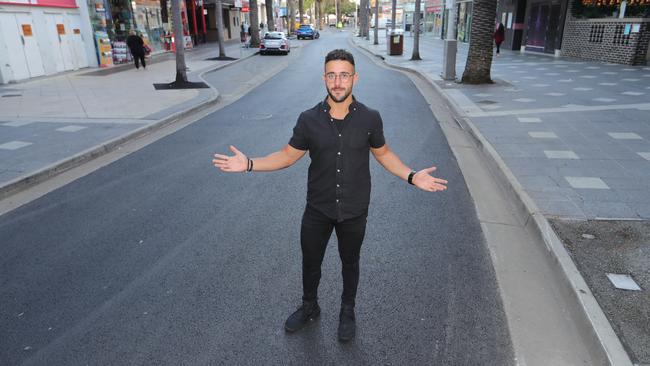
[216,0,226,57]
[391,0,396,30]
[249,0,261,47]
[411,0,421,60]
[171,0,187,83]
[289,0,296,35]
[461,0,496,84]
[335,0,340,25]
[299,0,304,24]
[373,0,378,44]
[359,0,367,36]
[265,0,274,31]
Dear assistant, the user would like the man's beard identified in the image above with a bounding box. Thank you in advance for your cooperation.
[327,86,352,103]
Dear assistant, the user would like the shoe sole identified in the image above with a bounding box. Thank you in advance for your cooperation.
[284,310,321,333]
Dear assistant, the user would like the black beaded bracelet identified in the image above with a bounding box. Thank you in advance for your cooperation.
[249,159,254,172]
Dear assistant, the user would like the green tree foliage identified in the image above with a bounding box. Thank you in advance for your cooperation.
[323,0,355,14]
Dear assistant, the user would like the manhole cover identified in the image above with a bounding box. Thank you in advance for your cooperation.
[242,113,273,120]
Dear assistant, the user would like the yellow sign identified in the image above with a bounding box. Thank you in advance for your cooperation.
[21,24,32,37]
[56,24,65,35]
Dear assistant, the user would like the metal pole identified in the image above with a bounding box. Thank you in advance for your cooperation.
[441,0,456,80]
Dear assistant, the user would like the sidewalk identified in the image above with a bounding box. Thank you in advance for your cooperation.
[0,40,257,196]
[351,33,649,365]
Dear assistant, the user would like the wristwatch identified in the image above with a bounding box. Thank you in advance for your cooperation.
[407,171,416,185]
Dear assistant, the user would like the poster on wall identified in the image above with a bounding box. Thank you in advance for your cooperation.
[22,24,33,36]
[94,31,113,67]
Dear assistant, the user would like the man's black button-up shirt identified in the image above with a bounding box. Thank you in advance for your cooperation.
[289,97,386,221]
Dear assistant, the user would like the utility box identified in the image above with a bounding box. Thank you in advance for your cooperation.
[387,29,404,56]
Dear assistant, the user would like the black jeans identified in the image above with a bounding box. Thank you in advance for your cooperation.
[300,204,367,307]
[133,53,146,68]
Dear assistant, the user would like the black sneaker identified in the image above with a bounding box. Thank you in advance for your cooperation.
[284,302,321,333]
[337,305,355,342]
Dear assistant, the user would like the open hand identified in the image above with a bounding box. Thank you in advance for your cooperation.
[213,145,248,173]
[412,166,448,192]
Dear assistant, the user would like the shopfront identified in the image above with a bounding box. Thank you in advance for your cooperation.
[456,0,472,43]
[86,0,180,66]
[424,0,444,37]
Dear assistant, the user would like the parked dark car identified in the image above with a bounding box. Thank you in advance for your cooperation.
[260,32,290,55]
[296,24,320,40]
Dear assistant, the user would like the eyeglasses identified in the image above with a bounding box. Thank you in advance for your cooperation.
[325,72,354,82]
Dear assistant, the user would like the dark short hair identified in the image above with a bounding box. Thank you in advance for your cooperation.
[325,49,355,67]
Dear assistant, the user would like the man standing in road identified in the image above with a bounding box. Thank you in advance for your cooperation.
[212,49,447,342]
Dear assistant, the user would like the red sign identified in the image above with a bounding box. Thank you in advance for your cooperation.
[241,6,249,12]
[38,0,77,6]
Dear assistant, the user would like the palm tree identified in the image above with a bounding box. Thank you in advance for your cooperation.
[335,0,340,25]
[249,0,261,47]
[359,0,367,36]
[299,0,305,24]
[171,0,187,83]
[410,0,421,60]
[461,0,497,84]
[215,0,227,58]
[289,0,296,35]
[265,0,275,31]
[373,0,378,44]
[391,0,396,30]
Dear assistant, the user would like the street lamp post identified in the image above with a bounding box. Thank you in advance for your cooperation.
[441,0,456,80]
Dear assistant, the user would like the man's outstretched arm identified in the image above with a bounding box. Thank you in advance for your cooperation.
[371,144,448,192]
[213,144,306,173]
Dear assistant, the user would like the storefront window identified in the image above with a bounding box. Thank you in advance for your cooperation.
[133,0,166,51]
[456,1,472,43]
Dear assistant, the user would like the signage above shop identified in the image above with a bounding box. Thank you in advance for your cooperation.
[1,0,78,7]
[241,6,249,11]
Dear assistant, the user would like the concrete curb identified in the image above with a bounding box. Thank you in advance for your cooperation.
[350,37,633,366]
[0,50,259,201]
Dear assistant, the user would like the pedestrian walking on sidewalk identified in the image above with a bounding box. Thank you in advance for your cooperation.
[126,31,146,69]
[212,49,448,342]
[494,20,505,56]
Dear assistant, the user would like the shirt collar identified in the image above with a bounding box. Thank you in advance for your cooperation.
[321,95,359,114]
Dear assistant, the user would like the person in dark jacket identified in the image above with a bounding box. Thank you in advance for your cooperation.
[126,31,146,69]
[494,20,505,56]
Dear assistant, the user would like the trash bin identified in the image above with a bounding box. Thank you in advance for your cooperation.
[387,29,404,56]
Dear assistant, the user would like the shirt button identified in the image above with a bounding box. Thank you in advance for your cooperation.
[337,169,340,173]
[336,199,339,203]
[338,134,341,137]
[337,152,341,155]
[337,184,340,187]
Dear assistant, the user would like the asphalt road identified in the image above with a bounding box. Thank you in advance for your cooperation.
[1,30,514,365]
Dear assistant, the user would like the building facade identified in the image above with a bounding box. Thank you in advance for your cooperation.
[0,0,96,83]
